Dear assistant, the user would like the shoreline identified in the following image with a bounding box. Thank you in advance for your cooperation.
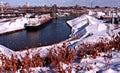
[0,28,25,36]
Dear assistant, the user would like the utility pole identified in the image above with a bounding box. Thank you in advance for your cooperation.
[112,10,115,24]
[91,1,93,8]
[75,4,79,16]
[90,0,93,8]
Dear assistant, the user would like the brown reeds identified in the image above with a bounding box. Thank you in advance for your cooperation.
[0,33,119,72]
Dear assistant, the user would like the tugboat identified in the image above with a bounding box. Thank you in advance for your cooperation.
[25,16,41,30]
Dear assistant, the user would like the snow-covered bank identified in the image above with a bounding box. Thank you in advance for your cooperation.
[67,14,120,46]
[67,14,109,38]
[0,17,28,35]
[0,14,120,73]
[0,34,120,73]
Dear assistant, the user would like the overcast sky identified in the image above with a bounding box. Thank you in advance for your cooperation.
[2,0,120,7]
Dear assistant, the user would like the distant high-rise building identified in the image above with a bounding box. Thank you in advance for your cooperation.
[0,2,11,8]
[0,1,4,12]
[23,2,30,7]
[4,3,11,8]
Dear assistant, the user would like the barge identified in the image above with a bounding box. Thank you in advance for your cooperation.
[25,14,53,30]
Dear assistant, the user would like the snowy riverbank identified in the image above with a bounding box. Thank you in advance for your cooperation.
[0,17,28,35]
[0,15,120,73]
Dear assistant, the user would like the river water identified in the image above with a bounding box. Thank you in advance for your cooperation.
[0,16,74,51]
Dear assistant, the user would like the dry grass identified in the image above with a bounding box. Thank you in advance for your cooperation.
[0,33,120,72]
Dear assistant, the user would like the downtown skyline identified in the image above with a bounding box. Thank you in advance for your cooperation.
[2,0,120,7]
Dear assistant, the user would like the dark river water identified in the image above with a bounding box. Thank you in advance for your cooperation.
[0,16,74,51]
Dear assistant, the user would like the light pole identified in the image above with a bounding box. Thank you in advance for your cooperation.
[90,0,93,8]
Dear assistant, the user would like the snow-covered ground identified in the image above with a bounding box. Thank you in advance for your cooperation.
[0,15,120,73]
[0,17,28,34]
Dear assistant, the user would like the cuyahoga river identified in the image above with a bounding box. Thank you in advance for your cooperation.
[0,16,75,51]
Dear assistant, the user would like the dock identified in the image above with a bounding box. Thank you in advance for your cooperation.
[39,14,53,24]
[39,17,53,25]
